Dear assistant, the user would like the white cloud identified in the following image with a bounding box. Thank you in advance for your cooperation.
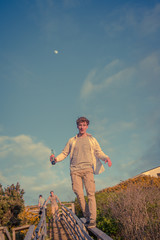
[80,51,160,102]
[138,53,160,85]
[80,60,135,99]
[80,69,97,98]
[0,135,50,162]
[103,3,160,37]
[140,4,160,35]
[92,118,135,146]
[0,134,73,204]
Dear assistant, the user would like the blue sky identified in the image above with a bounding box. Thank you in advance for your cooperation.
[0,0,160,206]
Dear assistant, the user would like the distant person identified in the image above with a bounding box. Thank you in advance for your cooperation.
[50,116,112,228]
[45,191,61,222]
[38,194,45,217]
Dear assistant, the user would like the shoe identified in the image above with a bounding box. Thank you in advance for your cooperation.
[87,222,96,228]
[84,220,90,227]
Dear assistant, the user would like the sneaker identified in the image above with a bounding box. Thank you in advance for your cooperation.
[87,222,96,228]
[84,220,90,226]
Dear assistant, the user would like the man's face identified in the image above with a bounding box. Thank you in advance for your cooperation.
[77,121,88,135]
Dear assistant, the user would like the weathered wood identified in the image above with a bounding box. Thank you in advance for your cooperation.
[61,204,93,240]
[25,200,113,240]
[34,207,46,240]
[47,219,73,240]
[71,202,75,213]
[81,218,113,240]
[24,225,35,240]
[12,225,30,240]
[0,227,12,240]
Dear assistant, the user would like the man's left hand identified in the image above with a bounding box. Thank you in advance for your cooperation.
[105,157,112,167]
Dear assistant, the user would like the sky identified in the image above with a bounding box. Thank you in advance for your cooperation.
[0,0,160,206]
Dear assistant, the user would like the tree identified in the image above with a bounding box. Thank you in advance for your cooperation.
[0,182,25,229]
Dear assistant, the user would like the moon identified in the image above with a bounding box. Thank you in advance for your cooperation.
[54,50,58,54]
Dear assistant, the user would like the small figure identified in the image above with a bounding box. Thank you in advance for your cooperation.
[45,191,61,222]
[38,194,45,217]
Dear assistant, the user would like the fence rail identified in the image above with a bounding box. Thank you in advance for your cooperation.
[0,227,12,240]
[80,218,113,240]
[24,206,46,240]
[24,225,35,240]
[1,201,113,240]
[61,204,93,240]
[34,207,46,240]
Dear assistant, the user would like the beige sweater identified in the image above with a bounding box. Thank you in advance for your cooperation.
[56,134,109,175]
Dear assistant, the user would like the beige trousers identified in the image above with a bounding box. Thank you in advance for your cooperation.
[51,205,59,220]
[71,168,96,224]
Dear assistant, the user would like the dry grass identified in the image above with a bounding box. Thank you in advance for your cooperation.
[106,183,160,240]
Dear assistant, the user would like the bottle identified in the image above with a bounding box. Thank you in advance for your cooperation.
[50,149,56,165]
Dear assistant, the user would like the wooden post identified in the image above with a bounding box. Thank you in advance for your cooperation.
[0,227,12,240]
[12,225,30,240]
[12,229,16,240]
[71,203,75,213]
[0,232,5,240]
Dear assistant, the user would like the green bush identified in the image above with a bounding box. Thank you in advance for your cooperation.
[0,183,25,229]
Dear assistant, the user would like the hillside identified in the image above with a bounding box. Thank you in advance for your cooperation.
[97,175,160,193]
[75,176,160,240]
[95,176,160,240]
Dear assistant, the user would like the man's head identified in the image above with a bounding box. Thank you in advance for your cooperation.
[76,117,89,126]
[76,117,89,136]
[50,191,54,196]
[39,195,42,198]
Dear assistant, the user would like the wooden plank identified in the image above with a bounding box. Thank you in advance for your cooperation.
[47,219,73,240]
[12,225,30,231]
[80,218,113,240]
[24,225,35,240]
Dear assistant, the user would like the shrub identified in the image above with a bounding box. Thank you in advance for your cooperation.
[96,176,160,240]
[0,183,24,229]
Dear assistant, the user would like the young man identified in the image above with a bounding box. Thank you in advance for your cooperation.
[45,191,61,222]
[50,117,112,228]
[38,194,45,217]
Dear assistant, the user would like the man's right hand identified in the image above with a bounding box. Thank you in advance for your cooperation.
[50,155,57,165]
[50,154,55,162]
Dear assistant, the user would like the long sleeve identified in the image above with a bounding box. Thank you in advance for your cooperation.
[93,138,109,161]
[56,139,71,162]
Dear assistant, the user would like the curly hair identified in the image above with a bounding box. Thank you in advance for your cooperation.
[76,117,90,126]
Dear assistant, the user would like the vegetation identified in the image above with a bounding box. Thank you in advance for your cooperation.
[18,207,39,226]
[1,176,160,240]
[0,183,24,229]
[75,176,160,240]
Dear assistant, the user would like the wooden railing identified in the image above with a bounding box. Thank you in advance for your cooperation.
[0,227,12,240]
[80,218,113,240]
[61,205,113,240]
[0,201,113,240]
[61,204,93,240]
[12,225,30,240]
[24,225,35,240]
[24,206,46,240]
